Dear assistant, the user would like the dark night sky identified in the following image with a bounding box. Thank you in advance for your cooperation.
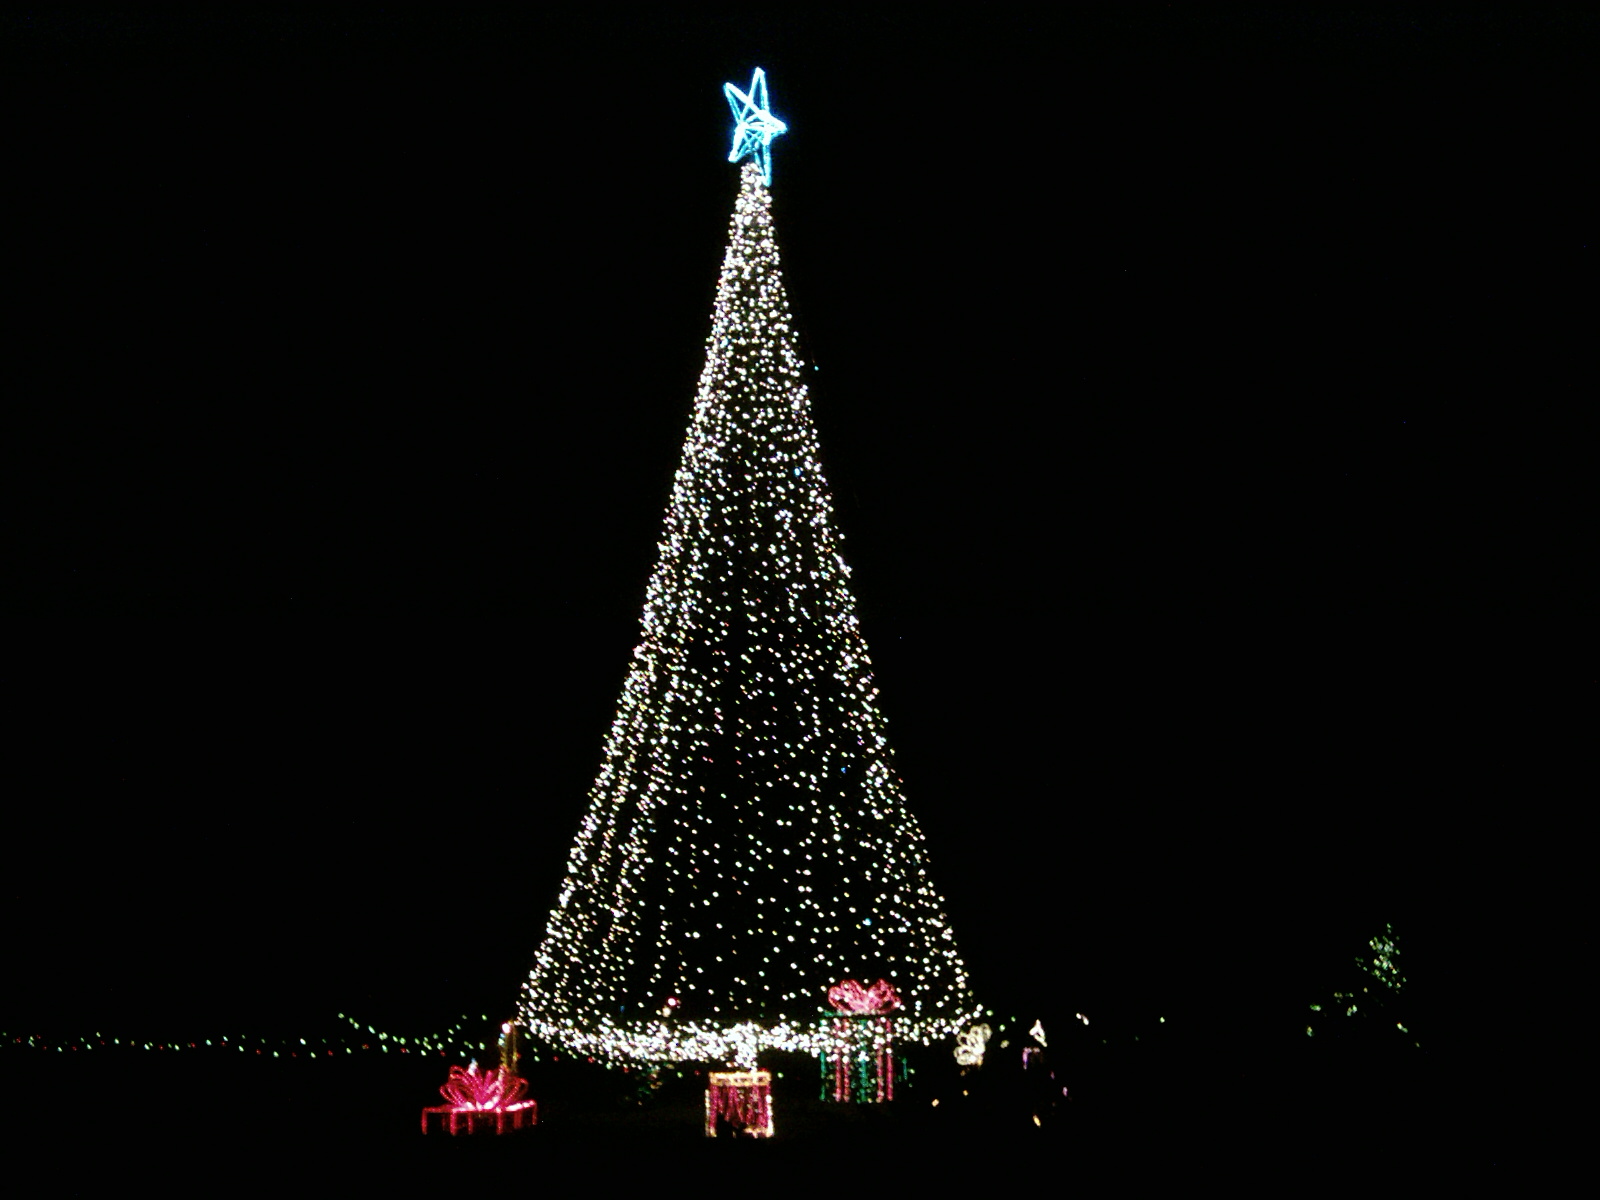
[5,6,1585,1053]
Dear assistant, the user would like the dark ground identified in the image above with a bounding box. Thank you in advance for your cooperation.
[4,1032,1479,1190]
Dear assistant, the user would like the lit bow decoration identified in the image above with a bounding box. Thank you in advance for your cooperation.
[953,1023,991,1067]
[827,978,903,1015]
[439,1061,527,1111]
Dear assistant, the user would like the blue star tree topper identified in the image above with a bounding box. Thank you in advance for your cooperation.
[724,67,787,185]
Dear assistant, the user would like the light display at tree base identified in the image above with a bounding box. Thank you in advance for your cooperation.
[820,1025,904,1103]
[420,1061,538,1135]
[705,1070,774,1137]
[819,979,903,1102]
[953,1022,991,1068]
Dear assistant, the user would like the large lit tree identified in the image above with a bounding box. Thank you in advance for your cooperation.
[519,71,978,1065]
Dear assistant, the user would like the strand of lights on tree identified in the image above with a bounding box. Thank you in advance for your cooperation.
[517,92,978,1066]
[3,1011,1170,1067]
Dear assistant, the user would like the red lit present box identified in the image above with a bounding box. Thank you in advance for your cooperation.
[705,1069,773,1137]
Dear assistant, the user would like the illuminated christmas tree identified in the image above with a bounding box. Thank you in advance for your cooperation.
[518,70,978,1066]
[1306,923,1416,1046]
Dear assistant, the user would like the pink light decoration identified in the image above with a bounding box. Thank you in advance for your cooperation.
[705,1069,774,1137]
[827,978,903,1015]
[420,1062,538,1135]
[824,979,901,1102]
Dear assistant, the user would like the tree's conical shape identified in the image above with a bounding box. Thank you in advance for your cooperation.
[519,163,978,1064]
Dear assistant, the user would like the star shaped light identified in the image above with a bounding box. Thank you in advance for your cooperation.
[723,67,787,185]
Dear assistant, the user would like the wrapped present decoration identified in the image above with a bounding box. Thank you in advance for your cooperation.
[820,978,904,1103]
[420,1061,538,1134]
[705,1069,774,1137]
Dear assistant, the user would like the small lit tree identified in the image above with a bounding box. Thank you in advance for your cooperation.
[1306,922,1416,1046]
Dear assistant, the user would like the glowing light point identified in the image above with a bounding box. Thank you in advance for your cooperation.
[724,67,787,185]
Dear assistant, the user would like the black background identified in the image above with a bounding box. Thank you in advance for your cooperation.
[4,5,1585,1079]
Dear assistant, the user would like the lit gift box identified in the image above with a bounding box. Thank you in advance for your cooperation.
[820,978,903,1103]
[420,1061,538,1135]
[705,1069,774,1137]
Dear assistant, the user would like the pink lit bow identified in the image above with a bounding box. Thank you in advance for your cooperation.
[827,978,903,1014]
[440,1062,527,1111]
